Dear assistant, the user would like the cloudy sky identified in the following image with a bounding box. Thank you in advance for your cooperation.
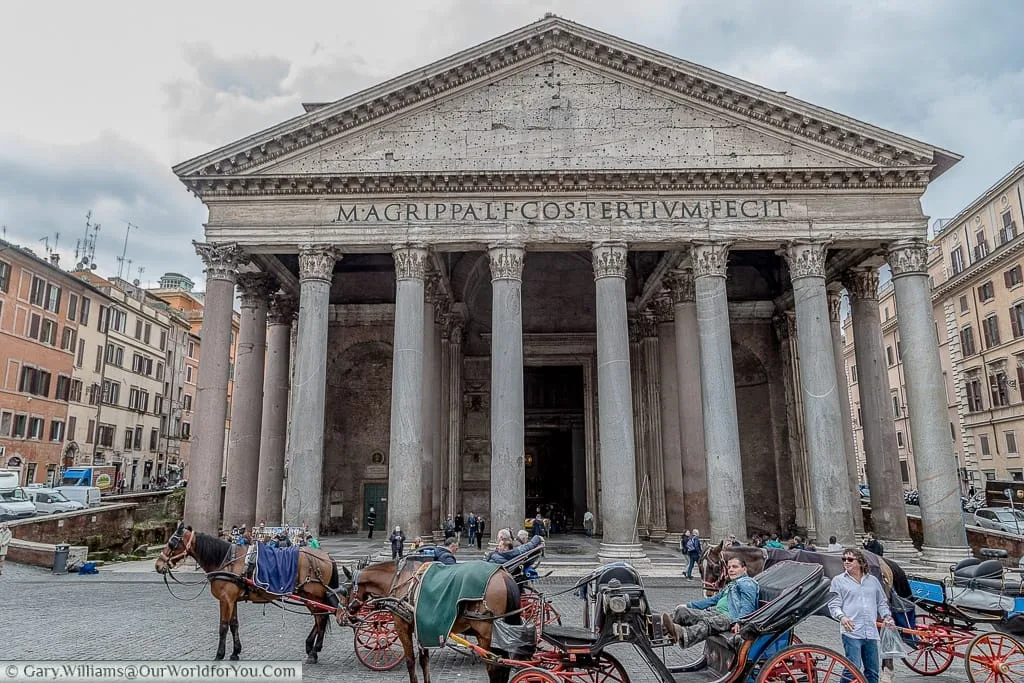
[1,0,1021,289]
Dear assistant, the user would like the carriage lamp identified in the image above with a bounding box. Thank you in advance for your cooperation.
[606,594,629,613]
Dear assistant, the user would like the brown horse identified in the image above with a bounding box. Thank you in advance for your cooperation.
[154,522,340,663]
[335,559,521,683]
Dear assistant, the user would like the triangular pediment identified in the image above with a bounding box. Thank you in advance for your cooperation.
[174,15,959,185]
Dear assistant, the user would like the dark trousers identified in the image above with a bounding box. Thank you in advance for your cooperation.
[368,526,374,539]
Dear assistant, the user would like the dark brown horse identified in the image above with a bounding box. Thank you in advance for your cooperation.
[154,522,340,663]
[335,559,521,683]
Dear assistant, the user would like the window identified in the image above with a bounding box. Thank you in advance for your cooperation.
[984,470,996,481]
[975,232,989,260]
[87,382,100,406]
[0,260,10,293]
[76,338,85,367]
[143,323,151,345]
[980,433,992,457]
[950,246,965,275]
[40,318,57,345]
[94,345,103,373]
[966,375,985,412]
[133,426,143,450]
[183,394,192,412]
[105,343,124,367]
[67,294,78,321]
[67,416,76,441]
[1006,266,1023,289]
[849,364,858,384]
[19,366,51,397]
[69,379,82,402]
[186,365,194,384]
[124,429,134,450]
[30,276,46,306]
[886,346,895,366]
[978,281,995,302]
[896,431,905,448]
[990,371,1010,408]
[149,428,158,451]
[97,424,115,448]
[55,375,71,402]
[960,295,970,313]
[983,315,1001,348]
[28,313,40,340]
[1000,210,1018,244]
[79,297,90,325]
[1011,303,1024,339]
[49,420,64,442]
[13,414,27,438]
[188,340,196,358]
[85,419,95,444]
[101,379,121,405]
[900,460,910,484]
[181,422,191,439]
[45,284,61,313]
[28,417,44,439]
[108,307,127,333]
[0,411,11,436]
[153,394,164,416]
[60,326,76,351]
[1010,470,1024,482]
[155,362,164,381]
[159,329,167,351]
[1006,431,1019,455]
[892,393,901,418]
[135,319,143,339]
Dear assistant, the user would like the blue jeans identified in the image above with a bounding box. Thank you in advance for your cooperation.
[685,554,698,579]
[841,635,879,683]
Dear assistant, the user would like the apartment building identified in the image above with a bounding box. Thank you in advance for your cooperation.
[844,162,1024,494]
[0,243,82,484]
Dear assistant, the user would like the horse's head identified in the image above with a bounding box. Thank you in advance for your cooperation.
[334,565,364,625]
[699,540,728,595]
[155,521,193,574]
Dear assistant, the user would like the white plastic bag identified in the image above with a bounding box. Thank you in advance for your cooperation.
[879,621,911,659]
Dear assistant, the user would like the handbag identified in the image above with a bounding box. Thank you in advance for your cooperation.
[879,621,911,658]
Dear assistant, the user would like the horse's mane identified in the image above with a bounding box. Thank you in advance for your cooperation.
[192,531,236,568]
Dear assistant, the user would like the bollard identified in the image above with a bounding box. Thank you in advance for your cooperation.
[52,544,70,574]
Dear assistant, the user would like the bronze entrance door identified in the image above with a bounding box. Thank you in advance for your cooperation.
[363,483,388,531]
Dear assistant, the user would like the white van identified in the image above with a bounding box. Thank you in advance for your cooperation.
[26,487,86,514]
[55,485,101,508]
[0,470,37,520]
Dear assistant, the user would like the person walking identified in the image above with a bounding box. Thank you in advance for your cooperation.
[828,548,894,683]
[0,522,12,575]
[476,517,485,550]
[454,512,464,545]
[389,525,406,560]
[684,528,702,580]
[863,532,884,557]
[366,506,377,539]
[583,510,595,537]
[466,512,478,547]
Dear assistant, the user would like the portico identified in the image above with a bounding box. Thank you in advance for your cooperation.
[175,16,968,562]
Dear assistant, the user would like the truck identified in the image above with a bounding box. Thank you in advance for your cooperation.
[60,466,116,492]
[0,468,37,520]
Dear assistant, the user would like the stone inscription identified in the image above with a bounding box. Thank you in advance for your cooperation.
[334,199,788,223]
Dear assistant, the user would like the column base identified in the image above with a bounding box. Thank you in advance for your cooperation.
[597,543,650,565]
[431,530,445,543]
[663,532,684,549]
[879,539,919,563]
[919,545,972,567]
[649,526,668,543]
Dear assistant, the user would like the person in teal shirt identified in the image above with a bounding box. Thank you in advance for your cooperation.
[661,556,759,648]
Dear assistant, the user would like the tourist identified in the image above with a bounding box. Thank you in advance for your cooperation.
[826,535,844,552]
[863,533,884,557]
[432,537,460,565]
[454,512,464,544]
[305,533,320,549]
[487,534,543,564]
[764,533,785,549]
[788,535,806,550]
[684,528,701,580]
[583,510,595,537]
[389,525,406,559]
[828,549,894,683]
[516,529,530,546]
[366,506,376,539]
[727,534,741,547]
[466,512,478,547]
[0,521,12,575]
[680,529,691,555]
[661,556,759,648]
[531,513,545,538]
[476,517,485,549]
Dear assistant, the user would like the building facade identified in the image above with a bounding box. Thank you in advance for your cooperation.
[172,16,970,563]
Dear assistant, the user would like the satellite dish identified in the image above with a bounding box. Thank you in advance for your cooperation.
[133,279,141,286]
[90,264,98,270]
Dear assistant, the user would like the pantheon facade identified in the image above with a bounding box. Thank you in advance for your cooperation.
[176,16,969,563]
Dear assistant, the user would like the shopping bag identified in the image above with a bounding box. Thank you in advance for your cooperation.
[879,621,912,658]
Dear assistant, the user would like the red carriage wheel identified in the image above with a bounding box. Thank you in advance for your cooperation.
[904,614,956,675]
[545,652,629,683]
[510,667,562,683]
[522,591,562,626]
[353,609,403,671]
[756,644,867,683]
[964,632,1024,683]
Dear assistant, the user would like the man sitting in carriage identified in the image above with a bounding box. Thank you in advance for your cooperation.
[485,533,543,565]
[661,556,760,649]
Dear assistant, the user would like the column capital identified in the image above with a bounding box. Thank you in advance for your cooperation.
[392,244,429,280]
[827,289,844,324]
[783,240,830,280]
[267,293,297,325]
[193,241,250,283]
[843,268,880,301]
[651,293,675,323]
[298,245,340,282]
[488,243,525,281]
[886,238,929,278]
[236,272,278,308]
[639,312,658,338]
[592,241,628,279]
[691,242,730,278]
[664,268,695,303]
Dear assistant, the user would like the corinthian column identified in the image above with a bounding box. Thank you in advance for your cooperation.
[488,244,526,537]
[223,272,277,529]
[692,243,745,542]
[445,317,465,519]
[255,294,295,525]
[666,269,708,533]
[843,269,910,547]
[187,241,249,534]
[828,289,865,534]
[783,241,855,546]
[593,242,646,561]
[388,244,428,536]
[887,239,970,563]
[283,246,338,535]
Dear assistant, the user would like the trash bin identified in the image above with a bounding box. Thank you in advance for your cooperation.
[52,544,70,575]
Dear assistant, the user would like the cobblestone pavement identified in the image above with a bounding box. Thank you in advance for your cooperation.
[0,562,973,683]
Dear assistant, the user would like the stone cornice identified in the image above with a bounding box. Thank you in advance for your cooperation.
[932,237,1024,300]
[183,166,933,196]
[174,17,957,184]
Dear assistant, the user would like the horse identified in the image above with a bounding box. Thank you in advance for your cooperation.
[335,558,522,683]
[154,522,340,663]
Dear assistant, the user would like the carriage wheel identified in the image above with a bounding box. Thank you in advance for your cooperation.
[756,644,867,683]
[509,667,562,683]
[903,614,956,675]
[522,592,563,626]
[964,632,1024,683]
[353,609,403,671]
[545,652,629,683]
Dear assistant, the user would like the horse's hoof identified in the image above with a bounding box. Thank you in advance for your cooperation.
[305,654,318,665]
[229,655,239,661]
[214,655,224,661]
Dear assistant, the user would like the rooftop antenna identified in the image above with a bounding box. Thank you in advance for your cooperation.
[116,221,138,279]
[75,212,100,270]
[39,236,50,254]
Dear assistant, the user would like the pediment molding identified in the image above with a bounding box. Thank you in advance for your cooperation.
[174,17,958,185]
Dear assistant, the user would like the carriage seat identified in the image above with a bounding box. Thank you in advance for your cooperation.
[958,576,1024,596]
[953,559,1005,582]
[702,633,744,674]
[539,624,600,650]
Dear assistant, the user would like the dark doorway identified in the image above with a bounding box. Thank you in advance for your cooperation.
[524,365,585,532]
[363,483,388,531]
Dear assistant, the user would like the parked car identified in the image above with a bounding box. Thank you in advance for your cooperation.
[0,469,37,520]
[973,507,1024,535]
[858,484,870,501]
[25,487,86,514]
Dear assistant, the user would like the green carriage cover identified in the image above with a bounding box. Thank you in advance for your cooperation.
[414,560,501,647]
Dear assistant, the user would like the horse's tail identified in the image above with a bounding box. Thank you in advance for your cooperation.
[501,571,522,625]
[884,557,912,598]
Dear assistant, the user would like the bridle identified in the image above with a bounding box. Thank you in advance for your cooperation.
[699,547,728,594]
[158,527,193,571]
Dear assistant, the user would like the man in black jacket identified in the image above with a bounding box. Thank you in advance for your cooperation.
[432,538,460,565]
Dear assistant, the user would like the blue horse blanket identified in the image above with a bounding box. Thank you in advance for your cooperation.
[252,544,300,595]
